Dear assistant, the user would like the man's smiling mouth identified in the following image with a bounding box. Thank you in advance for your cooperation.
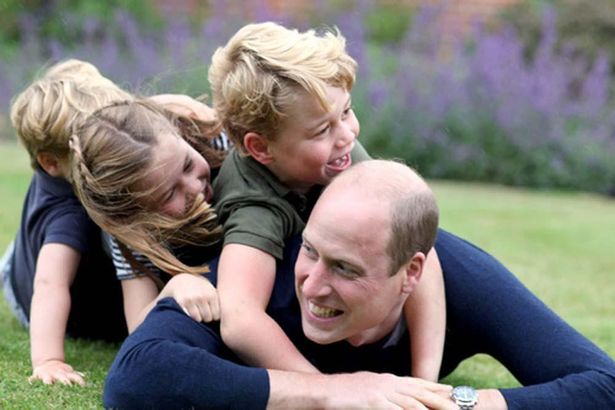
[309,301,342,318]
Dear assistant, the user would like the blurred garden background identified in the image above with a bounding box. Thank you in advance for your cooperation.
[0,0,614,407]
[0,0,614,194]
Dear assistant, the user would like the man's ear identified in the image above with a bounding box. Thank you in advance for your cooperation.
[244,132,274,165]
[401,252,426,294]
[36,152,63,177]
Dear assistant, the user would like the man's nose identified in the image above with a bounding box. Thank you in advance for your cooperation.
[301,261,331,298]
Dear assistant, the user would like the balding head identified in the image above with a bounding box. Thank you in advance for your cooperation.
[317,160,439,275]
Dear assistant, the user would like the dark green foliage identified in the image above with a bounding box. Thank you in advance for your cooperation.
[501,0,615,66]
[364,4,415,44]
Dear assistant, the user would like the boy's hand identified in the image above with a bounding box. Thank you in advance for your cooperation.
[29,359,85,386]
[161,273,220,323]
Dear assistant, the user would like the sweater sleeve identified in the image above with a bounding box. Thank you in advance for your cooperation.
[436,229,615,410]
[103,297,270,409]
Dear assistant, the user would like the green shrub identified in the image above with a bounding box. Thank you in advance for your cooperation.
[501,0,615,66]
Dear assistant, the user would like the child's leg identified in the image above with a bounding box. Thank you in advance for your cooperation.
[404,248,446,381]
[1,241,30,328]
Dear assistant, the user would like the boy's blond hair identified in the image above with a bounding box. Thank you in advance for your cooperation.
[70,100,223,276]
[208,21,357,151]
[42,58,104,80]
[10,59,132,169]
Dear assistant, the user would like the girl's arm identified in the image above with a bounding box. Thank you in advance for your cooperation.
[404,247,446,381]
[29,244,84,385]
[217,243,318,373]
[111,233,219,332]
[148,94,217,122]
[121,275,159,333]
[122,273,220,333]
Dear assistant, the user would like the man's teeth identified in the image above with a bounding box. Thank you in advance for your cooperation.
[309,302,340,318]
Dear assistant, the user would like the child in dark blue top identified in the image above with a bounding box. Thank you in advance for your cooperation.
[2,60,130,386]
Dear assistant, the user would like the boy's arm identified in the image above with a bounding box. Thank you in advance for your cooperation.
[29,243,84,386]
[404,247,446,381]
[218,243,319,373]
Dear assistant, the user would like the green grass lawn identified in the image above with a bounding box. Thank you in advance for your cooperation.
[0,141,614,407]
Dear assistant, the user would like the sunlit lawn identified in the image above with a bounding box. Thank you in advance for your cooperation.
[0,141,613,407]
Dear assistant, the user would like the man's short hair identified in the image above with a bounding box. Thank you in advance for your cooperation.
[329,159,439,276]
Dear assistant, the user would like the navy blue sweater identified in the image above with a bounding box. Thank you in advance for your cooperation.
[104,230,615,409]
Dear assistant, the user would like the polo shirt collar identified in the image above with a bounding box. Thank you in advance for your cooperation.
[241,153,322,212]
[242,153,293,199]
[35,168,74,198]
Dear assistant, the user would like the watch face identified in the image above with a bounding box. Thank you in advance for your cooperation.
[452,385,478,408]
[453,386,477,401]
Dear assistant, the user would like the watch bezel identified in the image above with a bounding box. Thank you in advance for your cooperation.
[451,385,478,409]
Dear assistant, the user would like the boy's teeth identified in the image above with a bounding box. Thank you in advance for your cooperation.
[309,302,340,318]
[329,154,347,167]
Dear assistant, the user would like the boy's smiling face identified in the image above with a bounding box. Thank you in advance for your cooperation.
[264,85,360,193]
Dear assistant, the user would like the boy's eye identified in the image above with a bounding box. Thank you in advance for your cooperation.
[314,125,329,137]
[341,102,353,118]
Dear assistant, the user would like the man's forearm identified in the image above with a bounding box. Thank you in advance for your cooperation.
[268,369,458,409]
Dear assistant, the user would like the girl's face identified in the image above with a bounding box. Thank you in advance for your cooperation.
[141,132,212,216]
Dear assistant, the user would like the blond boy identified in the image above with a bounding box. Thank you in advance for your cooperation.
[209,22,446,380]
[2,61,132,385]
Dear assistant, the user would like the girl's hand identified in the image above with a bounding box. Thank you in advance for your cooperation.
[161,273,220,323]
[29,359,85,386]
[148,94,217,123]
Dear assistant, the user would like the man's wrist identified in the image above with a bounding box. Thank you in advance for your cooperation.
[475,389,507,410]
[267,369,327,409]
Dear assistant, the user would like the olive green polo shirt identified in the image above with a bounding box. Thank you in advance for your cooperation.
[213,142,370,259]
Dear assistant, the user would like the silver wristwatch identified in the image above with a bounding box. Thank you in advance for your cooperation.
[451,385,478,410]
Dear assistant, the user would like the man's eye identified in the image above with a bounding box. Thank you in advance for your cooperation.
[334,263,357,278]
[301,242,316,257]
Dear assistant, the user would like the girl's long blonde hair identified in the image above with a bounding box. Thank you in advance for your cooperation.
[70,99,224,275]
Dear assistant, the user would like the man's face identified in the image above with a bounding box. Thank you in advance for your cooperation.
[294,191,410,346]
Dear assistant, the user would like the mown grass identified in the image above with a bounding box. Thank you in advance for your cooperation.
[0,142,613,407]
